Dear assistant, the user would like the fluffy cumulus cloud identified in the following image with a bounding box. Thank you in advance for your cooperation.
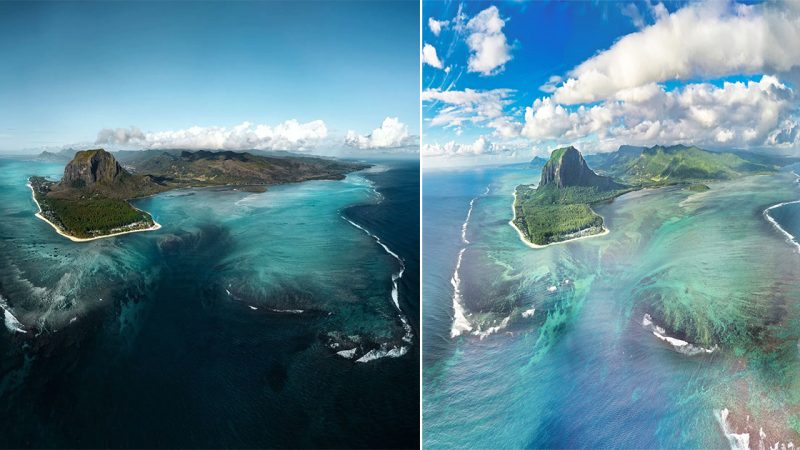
[422,88,520,136]
[422,43,444,69]
[465,6,512,76]
[95,120,328,151]
[422,136,494,157]
[552,2,800,104]
[345,117,415,149]
[523,76,798,150]
[428,17,449,36]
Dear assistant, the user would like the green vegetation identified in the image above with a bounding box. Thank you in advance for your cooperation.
[43,196,153,239]
[596,144,776,186]
[514,184,629,246]
[685,183,710,192]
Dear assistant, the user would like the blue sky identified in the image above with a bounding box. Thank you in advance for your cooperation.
[0,1,419,154]
[422,0,800,166]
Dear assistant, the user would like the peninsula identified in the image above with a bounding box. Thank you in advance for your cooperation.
[512,147,630,247]
[513,144,784,247]
[31,149,368,241]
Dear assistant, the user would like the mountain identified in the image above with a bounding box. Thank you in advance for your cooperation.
[51,149,164,199]
[585,145,645,173]
[539,146,624,190]
[126,150,366,187]
[36,148,77,163]
[529,156,548,168]
[590,144,777,185]
[28,150,162,239]
[512,147,630,246]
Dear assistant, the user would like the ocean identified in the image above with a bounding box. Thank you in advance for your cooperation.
[423,163,800,448]
[0,156,419,448]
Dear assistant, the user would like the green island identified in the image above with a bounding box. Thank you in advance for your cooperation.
[513,144,785,247]
[30,148,367,241]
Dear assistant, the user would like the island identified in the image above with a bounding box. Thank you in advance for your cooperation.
[513,144,782,247]
[30,148,368,241]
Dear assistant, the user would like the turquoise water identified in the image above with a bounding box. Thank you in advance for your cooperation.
[0,157,418,447]
[423,163,800,448]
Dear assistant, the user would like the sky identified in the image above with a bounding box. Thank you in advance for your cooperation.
[0,0,419,155]
[422,0,800,167]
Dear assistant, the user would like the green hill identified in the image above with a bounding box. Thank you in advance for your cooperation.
[593,144,776,185]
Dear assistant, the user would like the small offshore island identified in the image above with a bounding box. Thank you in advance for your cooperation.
[513,144,788,247]
[30,148,367,241]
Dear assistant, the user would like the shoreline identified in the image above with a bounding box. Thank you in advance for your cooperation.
[509,188,610,249]
[27,181,162,243]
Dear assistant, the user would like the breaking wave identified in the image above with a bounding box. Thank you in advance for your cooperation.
[763,171,800,253]
[451,185,490,338]
[342,216,414,344]
[0,295,26,334]
[642,314,717,356]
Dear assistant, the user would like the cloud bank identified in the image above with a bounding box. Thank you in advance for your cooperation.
[553,2,800,104]
[345,117,416,149]
[424,1,800,160]
[96,120,329,151]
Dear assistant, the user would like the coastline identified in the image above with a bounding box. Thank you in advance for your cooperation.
[27,181,162,243]
[509,188,610,249]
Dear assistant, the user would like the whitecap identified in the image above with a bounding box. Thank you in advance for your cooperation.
[342,215,413,343]
[643,313,717,355]
[471,316,511,340]
[268,308,303,314]
[714,408,750,450]
[0,295,26,334]
[522,308,536,318]
[450,248,472,337]
[356,345,409,363]
[337,348,358,359]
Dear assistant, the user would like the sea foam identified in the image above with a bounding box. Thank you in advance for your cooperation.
[0,295,26,334]
[356,345,409,363]
[450,186,490,338]
[342,211,414,345]
[763,171,800,253]
[714,408,750,450]
[643,314,716,355]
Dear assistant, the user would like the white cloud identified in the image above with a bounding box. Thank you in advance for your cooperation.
[539,75,562,94]
[422,136,494,157]
[95,120,328,151]
[428,17,449,36]
[466,6,512,76]
[552,2,800,104]
[523,76,797,151]
[96,127,145,145]
[620,3,645,28]
[345,117,415,149]
[422,88,519,136]
[422,43,444,69]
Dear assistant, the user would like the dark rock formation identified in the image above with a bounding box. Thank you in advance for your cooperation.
[61,149,126,188]
[540,146,621,189]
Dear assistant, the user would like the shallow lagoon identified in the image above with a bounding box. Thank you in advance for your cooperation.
[423,163,800,448]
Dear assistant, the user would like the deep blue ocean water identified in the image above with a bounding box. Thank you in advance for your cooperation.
[0,157,418,448]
